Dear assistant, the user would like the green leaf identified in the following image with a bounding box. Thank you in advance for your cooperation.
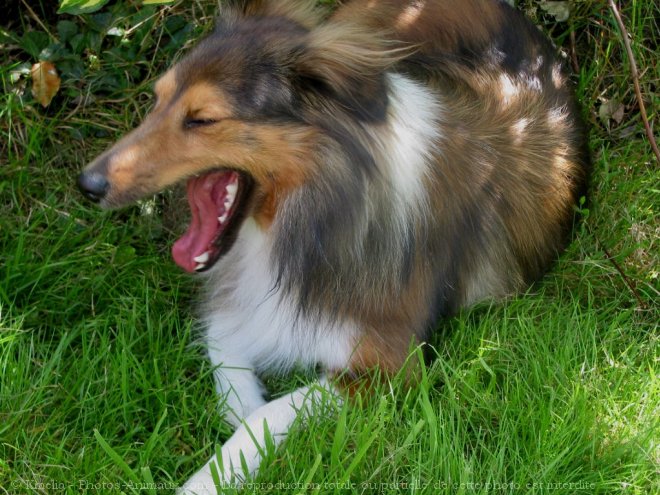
[164,15,187,34]
[0,28,18,45]
[139,467,157,495]
[57,20,78,43]
[88,13,114,33]
[114,245,136,265]
[39,43,70,62]
[298,454,322,495]
[68,33,87,55]
[143,0,175,4]
[58,0,111,15]
[20,31,50,59]
[9,62,31,84]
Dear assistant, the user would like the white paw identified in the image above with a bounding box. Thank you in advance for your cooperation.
[177,466,218,495]
[179,381,333,494]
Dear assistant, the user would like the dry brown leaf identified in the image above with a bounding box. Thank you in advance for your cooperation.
[540,1,571,22]
[598,98,626,126]
[31,61,61,107]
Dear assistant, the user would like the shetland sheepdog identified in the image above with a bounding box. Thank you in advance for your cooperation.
[78,0,589,492]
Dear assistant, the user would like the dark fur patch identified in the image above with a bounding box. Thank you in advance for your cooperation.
[174,13,394,126]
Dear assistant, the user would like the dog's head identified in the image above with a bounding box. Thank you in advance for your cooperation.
[78,0,400,273]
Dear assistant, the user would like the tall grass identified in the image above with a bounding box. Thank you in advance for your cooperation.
[1,1,658,494]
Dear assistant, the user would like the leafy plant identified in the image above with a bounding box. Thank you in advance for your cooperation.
[2,0,210,149]
[58,0,174,15]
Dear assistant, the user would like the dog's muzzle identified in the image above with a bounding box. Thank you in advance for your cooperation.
[77,171,109,203]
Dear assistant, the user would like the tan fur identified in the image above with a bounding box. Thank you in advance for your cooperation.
[299,21,410,88]
[246,126,321,227]
[93,74,318,221]
[153,69,177,106]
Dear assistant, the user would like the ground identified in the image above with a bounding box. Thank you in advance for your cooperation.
[1,1,658,494]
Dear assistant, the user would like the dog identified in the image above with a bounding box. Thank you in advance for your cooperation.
[78,0,589,492]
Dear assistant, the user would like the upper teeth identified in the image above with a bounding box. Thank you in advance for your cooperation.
[225,182,237,208]
[226,183,238,196]
[218,213,228,224]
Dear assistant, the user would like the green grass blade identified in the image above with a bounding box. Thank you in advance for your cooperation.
[93,429,141,484]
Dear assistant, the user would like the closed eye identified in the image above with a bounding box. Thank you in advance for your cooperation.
[184,118,218,130]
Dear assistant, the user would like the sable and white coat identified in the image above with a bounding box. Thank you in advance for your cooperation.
[78,1,589,493]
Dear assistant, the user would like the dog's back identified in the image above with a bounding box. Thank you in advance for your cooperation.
[356,0,590,312]
[335,0,589,310]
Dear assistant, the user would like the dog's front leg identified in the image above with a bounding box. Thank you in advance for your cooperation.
[178,378,335,495]
[209,352,268,428]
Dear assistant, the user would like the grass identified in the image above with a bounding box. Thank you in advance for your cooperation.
[1,1,658,494]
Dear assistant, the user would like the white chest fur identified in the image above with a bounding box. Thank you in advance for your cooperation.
[202,218,358,376]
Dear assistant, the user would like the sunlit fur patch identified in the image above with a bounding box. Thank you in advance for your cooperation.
[498,73,520,106]
[552,63,566,89]
[395,1,425,30]
[511,117,530,145]
[153,69,176,107]
[178,82,234,121]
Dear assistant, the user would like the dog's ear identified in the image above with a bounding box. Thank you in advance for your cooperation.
[291,22,409,121]
[224,0,324,29]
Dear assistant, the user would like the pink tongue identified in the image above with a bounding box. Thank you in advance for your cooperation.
[171,172,235,272]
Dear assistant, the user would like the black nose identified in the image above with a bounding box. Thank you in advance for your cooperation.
[77,172,109,203]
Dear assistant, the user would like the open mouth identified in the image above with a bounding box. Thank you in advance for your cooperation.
[171,170,253,273]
